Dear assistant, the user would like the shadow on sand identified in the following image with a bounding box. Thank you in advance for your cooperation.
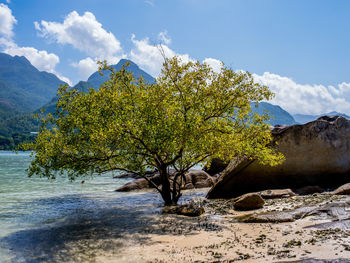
[0,190,222,263]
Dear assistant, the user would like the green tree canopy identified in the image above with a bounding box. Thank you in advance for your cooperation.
[21,57,284,205]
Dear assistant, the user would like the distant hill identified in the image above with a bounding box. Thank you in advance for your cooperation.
[251,102,296,126]
[87,59,154,89]
[41,59,154,114]
[0,52,66,149]
[0,55,301,149]
[0,52,66,112]
[293,111,350,124]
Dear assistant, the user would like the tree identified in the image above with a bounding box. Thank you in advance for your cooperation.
[21,57,284,205]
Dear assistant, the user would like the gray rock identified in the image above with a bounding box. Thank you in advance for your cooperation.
[207,116,350,199]
[162,202,204,217]
[233,193,264,210]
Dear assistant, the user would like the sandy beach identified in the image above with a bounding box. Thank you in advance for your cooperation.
[2,184,349,263]
[102,193,350,263]
[46,191,349,263]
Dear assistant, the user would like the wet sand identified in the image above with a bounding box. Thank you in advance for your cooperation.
[1,189,350,263]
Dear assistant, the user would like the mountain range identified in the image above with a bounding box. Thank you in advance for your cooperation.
[0,52,348,149]
[0,53,66,113]
[293,112,350,124]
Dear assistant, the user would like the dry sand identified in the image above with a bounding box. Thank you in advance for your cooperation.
[93,193,350,263]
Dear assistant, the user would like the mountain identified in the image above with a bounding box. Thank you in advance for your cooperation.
[293,111,350,124]
[0,55,299,149]
[251,102,297,126]
[0,52,67,149]
[41,59,154,114]
[87,59,154,89]
[0,52,66,112]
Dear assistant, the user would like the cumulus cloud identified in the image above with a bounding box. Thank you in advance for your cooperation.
[0,4,71,85]
[253,72,350,115]
[0,3,16,38]
[35,11,123,62]
[130,34,193,76]
[203,58,223,73]
[71,57,98,80]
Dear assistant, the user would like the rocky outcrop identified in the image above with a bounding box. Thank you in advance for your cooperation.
[207,116,350,199]
[233,193,265,210]
[116,170,215,192]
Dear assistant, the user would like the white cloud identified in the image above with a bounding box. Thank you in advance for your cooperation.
[71,57,98,80]
[203,58,223,73]
[253,72,350,115]
[0,3,16,38]
[130,34,193,77]
[158,31,171,45]
[35,11,123,62]
[0,5,71,85]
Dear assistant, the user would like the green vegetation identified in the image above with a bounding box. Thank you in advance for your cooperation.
[0,53,66,112]
[22,57,284,205]
[0,52,67,150]
[0,114,39,150]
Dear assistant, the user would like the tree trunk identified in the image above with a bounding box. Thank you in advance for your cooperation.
[159,166,173,205]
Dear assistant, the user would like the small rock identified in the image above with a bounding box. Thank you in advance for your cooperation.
[162,202,204,217]
[259,189,296,199]
[233,193,264,210]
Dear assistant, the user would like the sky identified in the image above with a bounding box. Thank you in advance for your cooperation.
[1,0,350,115]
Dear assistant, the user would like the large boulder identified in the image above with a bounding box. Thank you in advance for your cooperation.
[207,116,350,199]
[116,170,215,192]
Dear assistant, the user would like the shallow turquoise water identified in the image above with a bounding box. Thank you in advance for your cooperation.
[0,151,135,262]
[0,151,207,262]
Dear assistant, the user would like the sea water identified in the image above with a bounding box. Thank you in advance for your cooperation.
[0,151,144,262]
[0,151,207,262]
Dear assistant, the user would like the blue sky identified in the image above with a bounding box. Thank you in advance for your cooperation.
[2,0,350,115]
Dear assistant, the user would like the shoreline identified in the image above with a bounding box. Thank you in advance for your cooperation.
[1,186,349,262]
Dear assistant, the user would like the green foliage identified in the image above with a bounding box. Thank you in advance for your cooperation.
[21,57,284,205]
[0,112,39,150]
